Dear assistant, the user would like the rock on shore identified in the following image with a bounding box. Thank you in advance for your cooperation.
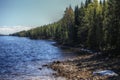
[49,53,120,80]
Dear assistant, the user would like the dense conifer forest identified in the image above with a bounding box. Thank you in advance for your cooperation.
[11,0,120,52]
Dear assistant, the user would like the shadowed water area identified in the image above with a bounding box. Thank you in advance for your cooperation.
[0,36,79,80]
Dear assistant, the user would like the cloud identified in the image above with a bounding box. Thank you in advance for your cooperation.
[0,26,34,35]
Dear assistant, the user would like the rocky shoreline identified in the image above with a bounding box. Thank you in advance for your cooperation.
[47,51,120,80]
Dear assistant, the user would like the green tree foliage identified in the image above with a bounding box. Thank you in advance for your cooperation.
[12,0,120,52]
[104,0,120,50]
[86,0,104,50]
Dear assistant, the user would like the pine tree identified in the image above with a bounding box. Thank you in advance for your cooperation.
[63,6,75,45]
[114,0,120,50]
[105,0,119,50]
[74,5,79,44]
[77,2,88,46]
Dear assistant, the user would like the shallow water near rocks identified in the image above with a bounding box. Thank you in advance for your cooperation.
[0,36,79,80]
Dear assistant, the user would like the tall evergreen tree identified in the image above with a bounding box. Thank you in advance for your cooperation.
[105,0,119,50]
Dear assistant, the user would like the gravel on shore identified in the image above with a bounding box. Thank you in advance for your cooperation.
[49,53,120,80]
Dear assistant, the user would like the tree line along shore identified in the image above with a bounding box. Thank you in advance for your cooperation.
[11,0,120,53]
[11,0,120,79]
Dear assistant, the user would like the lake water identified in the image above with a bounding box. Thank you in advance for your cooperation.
[0,36,78,80]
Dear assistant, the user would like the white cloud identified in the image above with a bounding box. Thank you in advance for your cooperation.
[0,26,34,35]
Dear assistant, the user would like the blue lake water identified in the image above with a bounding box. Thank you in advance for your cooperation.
[0,36,78,80]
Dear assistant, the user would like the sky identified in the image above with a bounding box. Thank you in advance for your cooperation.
[0,0,84,35]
